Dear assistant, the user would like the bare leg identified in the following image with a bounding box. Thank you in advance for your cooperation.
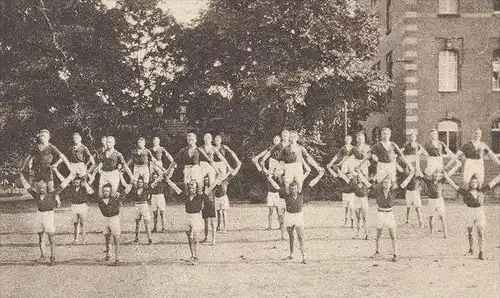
[113,235,120,264]
[202,219,209,242]
[159,211,166,231]
[47,233,56,265]
[144,219,152,244]
[361,207,369,239]
[477,226,484,260]
[429,216,434,234]
[371,228,382,257]
[296,226,306,263]
[354,209,361,238]
[152,211,158,232]
[405,207,410,224]
[278,211,285,240]
[217,210,222,231]
[267,207,273,230]
[192,229,199,261]
[80,215,86,243]
[344,207,348,226]
[38,232,46,260]
[186,231,194,259]
[415,207,423,228]
[286,226,294,259]
[439,215,448,238]
[134,220,140,242]
[388,228,397,261]
[467,227,474,254]
[73,221,79,242]
[104,233,111,260]
[210,218,216,245]
[222,210,227,233]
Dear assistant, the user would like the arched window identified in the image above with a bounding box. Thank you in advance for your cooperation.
[438,50,458,92]
[438,120,460,152]
[493,49,500,91]
[494,0,500,12]
[492,119,500,153]
[439,0,458,15]
[386,0,391,34]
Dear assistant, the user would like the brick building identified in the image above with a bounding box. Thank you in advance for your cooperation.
[360,0,500,155]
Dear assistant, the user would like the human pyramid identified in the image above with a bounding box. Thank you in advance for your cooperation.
[18,127,500,266]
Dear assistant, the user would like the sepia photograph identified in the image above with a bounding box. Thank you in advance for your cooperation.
[0,0,499,296]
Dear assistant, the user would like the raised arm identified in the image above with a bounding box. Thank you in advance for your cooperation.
[301,146,324,173]
[163,148,175,165]
[337,170,350,183]
[443,171,459,191]
[252,148,269,172]
[356,169,372,188]
[301,158,311,182]
[486,173,500,189]
[225,145,242,174]
[400,169,415,189]
[213,148,233,172]
[21,155,33,172]
[119,171,132,194]
[393,143,413,171]
[84,146,95,168]
[483,143,500,166]
[446,159,462,177]
[148,150,166,171]
[18,172,31,190]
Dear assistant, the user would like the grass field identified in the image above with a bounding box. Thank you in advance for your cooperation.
[0,199,499,297]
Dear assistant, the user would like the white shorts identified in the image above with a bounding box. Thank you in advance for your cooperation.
[71,203,88,222]
[135,203,151,221]
[353,196,368,210]
[342,192,355,208]
[99,170,121,195]
[427,197,446,216]
[463,159,484,185]
[284,162,304,183]
[151,194,166,211]
[184,212,203,232]
[465,206,486,228]
[70,162,87,177]
[200,161,217,183]
[376,210,396,230]
[102,215,121,236]
[37,211,55,234]
[405,190,422,207]
[133,164,150,183]
[215,195,230,210]
[267,192,284,208]
[285,211,304,227]
[349,158,369,177]
[150,160,164,174]
[425,156,444,175]
[269,158,279,173]
[183,165,202,185]
[375,162,397,183]
[342,156,356,173]
[214,161,227,177]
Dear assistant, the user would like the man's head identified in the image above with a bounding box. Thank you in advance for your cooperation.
[432,169,443,181]
[102,184,112,198]
[203,176,210,187]
[187,180,198,195]
[289,130,299,143]
[35,180,48,194]
[101,136,108,147]
[356,132,365,145]
[273,135,281,145]
[72,176,83,187]
[473,128,482,141]
[73,133,82,145]
[106,136,116,149]
[380,128,391,142]
[137,137,146,148]
[136,177,144,188]
[345,135,353,145]
[289,180,299,195]
[214,135,222,146]
[153,137,160,146]
[409,132,417,142]
[430,129,438,140]
[281,130,290,143]
[382,176,393,190]
[151,171,159,182]
[38,129,50,144]
[204,133,213,145]
[468,175,480,190]
[187,133,197,147]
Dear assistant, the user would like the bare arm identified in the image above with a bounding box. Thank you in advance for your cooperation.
[213,148,233,171]
[486,173,500,189]
[259,150,273,174]
[446,159,462,177]
[21,155,33,172]
[148,151,166,171]
[394,143,412,171]
[356,170,372,188]
[19,172,31,190]
[484,143,500,166]
[252,149,269,172]
[400,169,415,189]
[119,171,132,194]
[225,146,242,174]
[163,148,175,164]
[443,171,459,191]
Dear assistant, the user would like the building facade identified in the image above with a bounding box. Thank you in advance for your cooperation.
[361,0,500,154]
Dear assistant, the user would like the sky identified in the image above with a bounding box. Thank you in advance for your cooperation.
[101,0,208,24]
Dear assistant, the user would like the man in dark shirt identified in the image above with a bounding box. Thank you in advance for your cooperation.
[122,177,152,245]
[150,136,174,176]
[282,181,307,264]
[97,183,122,265]
[149,171,168,233]
[21,129,72,191]
[334,167,355,228]
[201,176,216,245]
[183,180,204,265]
[445,173,500,260]
[399,168,424,228]
[260,130,290,178]
[54,132,94,181]
[19,171,71,266]
[127,137,164,185]
[166,133,203,194]
[53,168,93,244]
[252,135,281,173]
[369,176,399,262]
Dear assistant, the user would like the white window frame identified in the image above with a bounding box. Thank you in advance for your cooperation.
[438,50,459,92]
[438,120,460,152]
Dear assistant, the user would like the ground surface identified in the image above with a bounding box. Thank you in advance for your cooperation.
[0,199,499,297]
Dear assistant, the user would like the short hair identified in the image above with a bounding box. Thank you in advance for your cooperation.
[187,133,197,139]
[289,180,299,188]
[102,183,112,189]
[356,131,365,137]
[138,137,145,142]
[204,133,212,139]
[289,130,298,136]
[381,127,391,133]
[137,177,144,182]
[107,136,115,142]
[430,128,438,133]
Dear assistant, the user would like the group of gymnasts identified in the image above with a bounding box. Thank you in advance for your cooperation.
[16,126,500,265]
